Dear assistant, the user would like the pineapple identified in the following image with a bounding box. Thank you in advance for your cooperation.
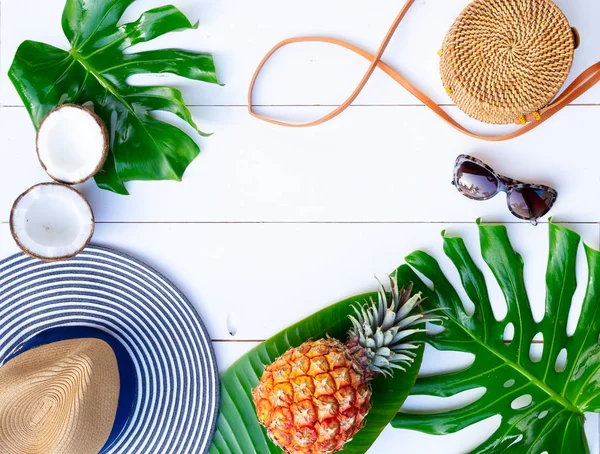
[252,274,440,454]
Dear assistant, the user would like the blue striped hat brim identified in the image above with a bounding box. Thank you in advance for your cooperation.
[0,246,220,454]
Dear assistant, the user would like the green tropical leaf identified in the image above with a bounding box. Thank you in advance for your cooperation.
[209,293,425,453]
[391,222,600,453]
[9,0,219,195]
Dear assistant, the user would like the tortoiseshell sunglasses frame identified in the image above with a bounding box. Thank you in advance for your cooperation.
[452,154,558,225]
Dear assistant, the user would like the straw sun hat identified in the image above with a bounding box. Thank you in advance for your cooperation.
[0,246,219,454]
[0,337,121,454]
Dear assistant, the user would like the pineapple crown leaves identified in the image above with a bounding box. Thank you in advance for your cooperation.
[348,273,444,377]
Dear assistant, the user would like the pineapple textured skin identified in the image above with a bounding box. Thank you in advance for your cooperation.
[252,276,438,453]
[252,338,372,454]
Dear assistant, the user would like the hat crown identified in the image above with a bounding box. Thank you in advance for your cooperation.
[19,352,93,430]
[0,338,120,454]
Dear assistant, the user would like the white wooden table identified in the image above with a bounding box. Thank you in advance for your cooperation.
[1,0,600,452]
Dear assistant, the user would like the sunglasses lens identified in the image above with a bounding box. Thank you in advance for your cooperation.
[456,161,499,199]
[508,188,554,221]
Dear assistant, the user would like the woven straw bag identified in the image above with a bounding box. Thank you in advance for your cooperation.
[440,0,579,125]
[249,0,600,141]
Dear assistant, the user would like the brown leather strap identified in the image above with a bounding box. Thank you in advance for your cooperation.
[248,0,600,142]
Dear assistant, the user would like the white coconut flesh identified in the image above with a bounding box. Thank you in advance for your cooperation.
[11,184,94,261]
[37,105,108,184]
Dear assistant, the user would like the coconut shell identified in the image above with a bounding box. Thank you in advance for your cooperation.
[10,183,95,262]
[35,104,110,185]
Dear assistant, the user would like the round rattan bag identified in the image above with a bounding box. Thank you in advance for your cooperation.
[440,0,579,125]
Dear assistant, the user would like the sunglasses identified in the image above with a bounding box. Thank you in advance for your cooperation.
[452,155,557,226]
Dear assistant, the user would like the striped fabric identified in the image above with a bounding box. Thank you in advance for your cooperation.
[0,246,219,454]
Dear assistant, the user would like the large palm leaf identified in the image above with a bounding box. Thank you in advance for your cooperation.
[9,0,219,195]
[392,222,600,453]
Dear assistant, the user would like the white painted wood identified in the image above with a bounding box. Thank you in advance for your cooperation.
[2,0,600,107]
[0,222,596,341]
[2,105,600,223]
[2,0,600,451]
[0,220,599,452]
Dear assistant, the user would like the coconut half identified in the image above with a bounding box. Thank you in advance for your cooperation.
[10,183,95,262]
[36,104,109,184]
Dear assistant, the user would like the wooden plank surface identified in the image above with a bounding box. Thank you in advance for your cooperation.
[2,105,600,224]
[2,0,600,106]
[1,0,600,452]
[0,222,598,452]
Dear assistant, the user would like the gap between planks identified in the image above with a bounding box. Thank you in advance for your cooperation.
[2,104,600,108]
[2,221,599,225]
[213,339,548,344]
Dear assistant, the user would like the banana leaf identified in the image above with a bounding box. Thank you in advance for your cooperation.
[9,0,219,195]
[209,293,425,453]
[392,221,600,453]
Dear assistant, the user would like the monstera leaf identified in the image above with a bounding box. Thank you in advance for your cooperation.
[9,0,219,195]
[210,293,425,453]
[391,222,600,453]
